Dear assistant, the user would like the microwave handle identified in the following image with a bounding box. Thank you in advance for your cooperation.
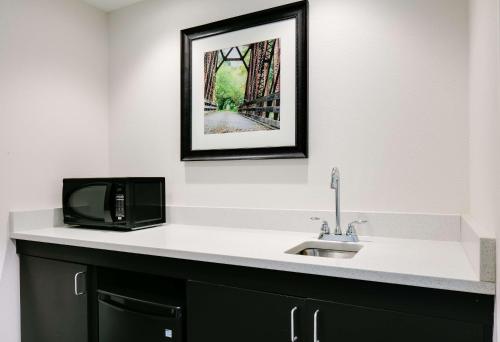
[103,183,113,223]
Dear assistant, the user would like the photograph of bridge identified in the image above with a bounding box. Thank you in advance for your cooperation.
[204,38,281,135]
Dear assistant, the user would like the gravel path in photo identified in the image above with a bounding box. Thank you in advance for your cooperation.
[204,111,270,134]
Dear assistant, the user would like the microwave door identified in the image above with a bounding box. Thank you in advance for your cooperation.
[67,183,112,224]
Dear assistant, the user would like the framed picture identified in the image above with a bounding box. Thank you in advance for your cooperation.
[181,1,308,161]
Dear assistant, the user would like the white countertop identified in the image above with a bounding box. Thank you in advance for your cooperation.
[11,223,495,295]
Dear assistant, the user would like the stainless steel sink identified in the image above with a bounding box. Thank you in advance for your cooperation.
[285,241,362,259]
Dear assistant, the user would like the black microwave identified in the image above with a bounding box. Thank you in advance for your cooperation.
[63,177,166,230]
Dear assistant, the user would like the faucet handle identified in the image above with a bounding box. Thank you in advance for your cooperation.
[310,217,331,238]
[346,220,368,236]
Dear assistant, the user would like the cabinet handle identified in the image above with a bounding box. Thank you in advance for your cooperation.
[74,271,86,296]
[290,306,298,342]
[313,310,320,342]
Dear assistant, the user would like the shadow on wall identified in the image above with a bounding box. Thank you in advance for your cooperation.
[0,238,20,341]
[0,204,20,341]
[184,159,309,184]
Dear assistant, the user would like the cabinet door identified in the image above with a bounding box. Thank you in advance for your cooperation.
[187,281,306,342]
[307,299,486,342]
[20,256,88,342]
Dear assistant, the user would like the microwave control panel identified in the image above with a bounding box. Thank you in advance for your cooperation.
[115,186,125,221]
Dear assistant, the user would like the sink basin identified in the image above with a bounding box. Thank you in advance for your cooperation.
[285,241,362,259]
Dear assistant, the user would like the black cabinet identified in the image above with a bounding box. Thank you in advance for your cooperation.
[307,299,486,342]
[20,256,88,342]
[17,242,494,342]
[187,281,306,342]
[188,281,488,342]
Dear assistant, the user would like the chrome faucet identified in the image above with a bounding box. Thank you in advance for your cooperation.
[310,167,368,242]
[330,167,342,235]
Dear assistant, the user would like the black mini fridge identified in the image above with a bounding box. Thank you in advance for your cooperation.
[98,290,183,342]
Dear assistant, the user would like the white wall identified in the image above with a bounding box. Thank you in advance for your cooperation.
[468,0,500,339]
[109,0,469,214]
[0,0,109,340]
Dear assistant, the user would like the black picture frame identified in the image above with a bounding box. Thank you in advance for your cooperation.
[180,1,308,161]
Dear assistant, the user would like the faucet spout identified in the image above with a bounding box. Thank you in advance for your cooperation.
[331,167,342,235]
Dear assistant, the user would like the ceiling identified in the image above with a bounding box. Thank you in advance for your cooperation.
[82,0,145,12]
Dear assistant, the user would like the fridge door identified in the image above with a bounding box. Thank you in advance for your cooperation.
[98,291,182,342]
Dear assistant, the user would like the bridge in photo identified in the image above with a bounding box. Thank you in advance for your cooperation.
[204,39,281,134]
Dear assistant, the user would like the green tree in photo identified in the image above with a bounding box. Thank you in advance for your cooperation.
[215,62,247,112]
